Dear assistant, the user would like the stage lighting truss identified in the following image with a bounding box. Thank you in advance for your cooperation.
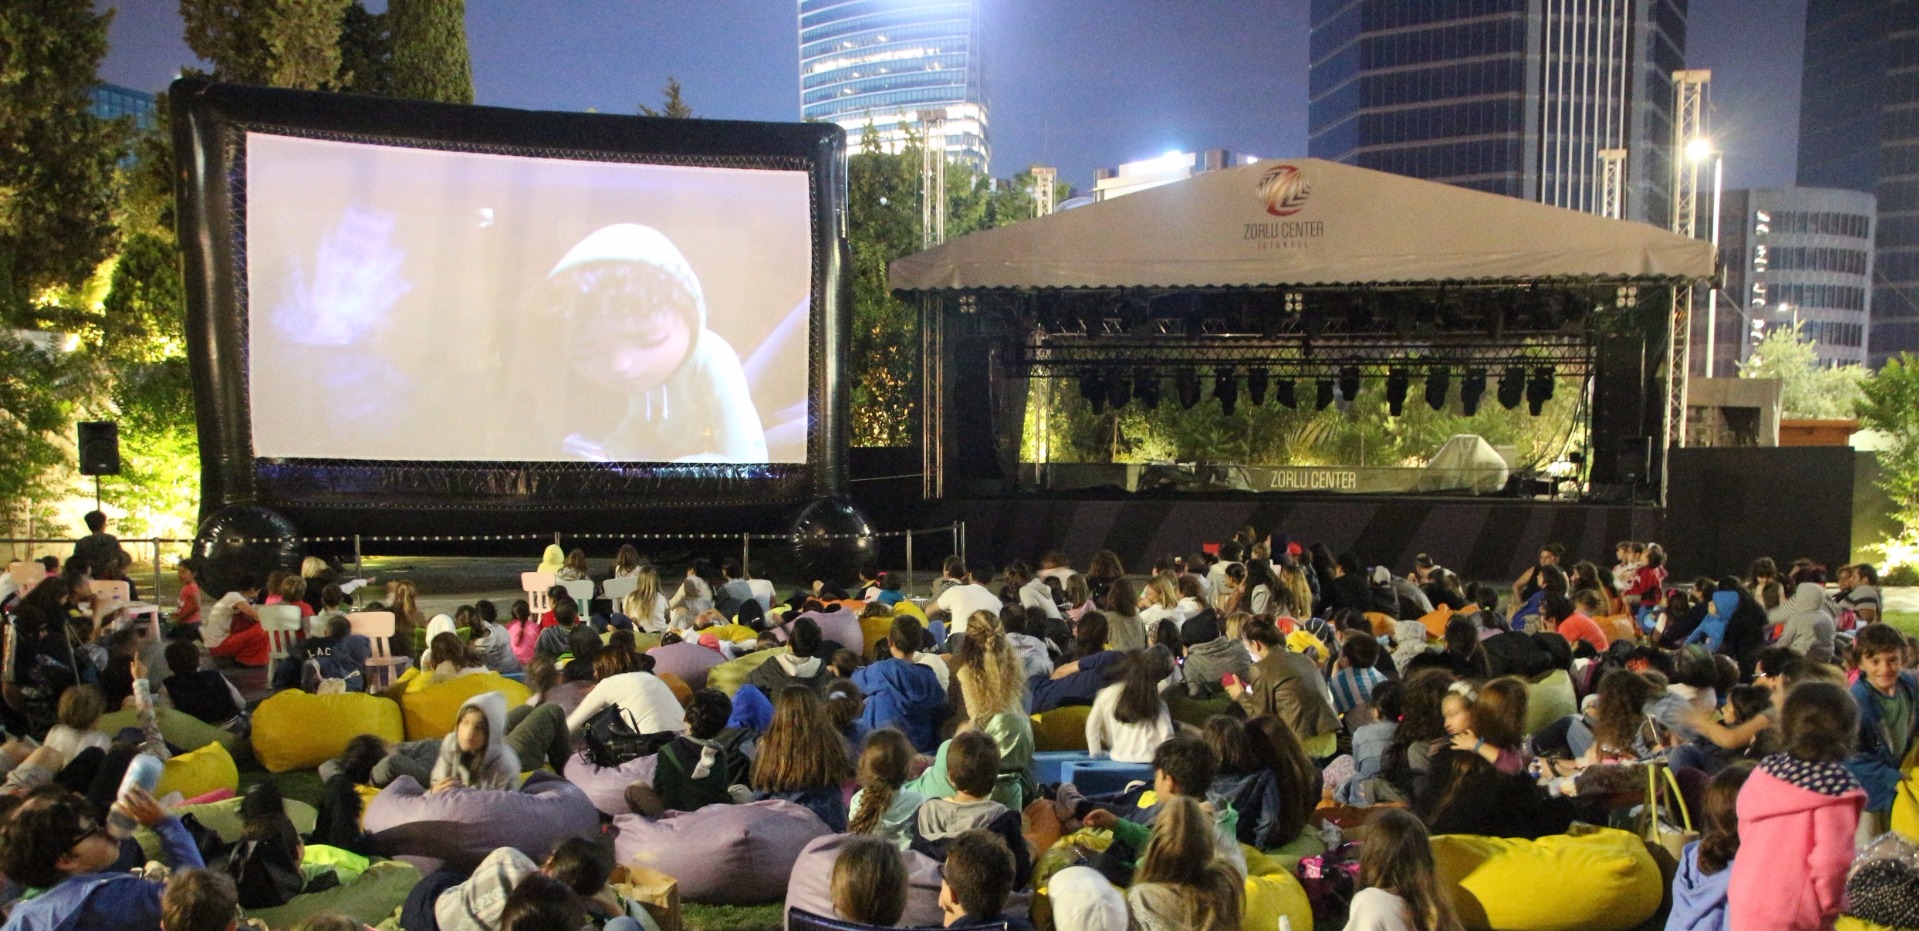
[1214,366,1239,414]
[1459,369,1488,416]
[1245,368,1270,406]
[1424,365,1450,411]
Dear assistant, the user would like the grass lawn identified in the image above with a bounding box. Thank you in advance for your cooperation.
[1887,610,1919,639]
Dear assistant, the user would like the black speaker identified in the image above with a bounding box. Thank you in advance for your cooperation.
[77,421,120,476]
[1616,436,1652,485]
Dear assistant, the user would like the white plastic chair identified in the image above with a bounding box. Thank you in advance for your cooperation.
[91,579,131,623]
[347,610,411,689]
[522,572,556,616]
[560,578,595,605]
[601,574,638,606]
[259,604,305,669]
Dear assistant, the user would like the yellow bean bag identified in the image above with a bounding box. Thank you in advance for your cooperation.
[1524,669,1578,736]
[860,614,895,658]
[1431,827,1661,931]
[707,648,787,696]
[397,672,532,740]
[155,742,238,800]
[1241,847,1314,931]
[97,707,246,761]
[1890,765,1919,841]
[252,689,406,773]
[1031,705,1093,752]
[709,622,758,642]
[1835,918,1907,931]
[893,601,927,622]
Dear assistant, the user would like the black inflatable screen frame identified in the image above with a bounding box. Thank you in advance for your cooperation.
[172,78,851,534]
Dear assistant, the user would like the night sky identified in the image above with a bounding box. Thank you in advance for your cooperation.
[99,0,1807,193]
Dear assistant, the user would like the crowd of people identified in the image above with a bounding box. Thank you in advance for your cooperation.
[0,513,1915,931]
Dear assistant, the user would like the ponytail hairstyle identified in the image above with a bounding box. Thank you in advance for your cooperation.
[510,599,531,624]
[848,728,914,835]
[1358,809,1463,931]
[1695,761,1755,874]
[953,611,1025,723]
[1132,795,1243,931]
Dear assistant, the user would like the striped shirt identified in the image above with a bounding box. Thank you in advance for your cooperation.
[1329,666,1385,715]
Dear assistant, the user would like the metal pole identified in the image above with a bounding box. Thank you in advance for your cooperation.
[959,521,968,562]
[1705,154,1724,377]
[354,534,363,580]
[152,538,162,601]
[905,529,915,594]
[742,533,751,576]
[951,522,959,565]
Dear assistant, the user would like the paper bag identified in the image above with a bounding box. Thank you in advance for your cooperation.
[611,864,681,931]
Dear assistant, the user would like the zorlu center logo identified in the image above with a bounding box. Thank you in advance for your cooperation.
[1258,164,1310,216]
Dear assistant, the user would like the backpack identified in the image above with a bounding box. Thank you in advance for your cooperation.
[652,737,733,812]
[580,703,675,768]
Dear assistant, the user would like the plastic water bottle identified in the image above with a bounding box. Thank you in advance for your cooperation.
[107,754,163,839]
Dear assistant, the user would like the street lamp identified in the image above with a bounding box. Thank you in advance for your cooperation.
[1688,137,1725,376]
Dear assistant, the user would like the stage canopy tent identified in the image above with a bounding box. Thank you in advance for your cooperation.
[889,158,1714,292]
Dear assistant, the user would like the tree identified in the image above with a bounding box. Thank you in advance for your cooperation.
[179,0,350,89]
[0,0,126,300]
[1857,353,1919,564]
[386,0,471,104]
[638,77,694,118]
[336,2,392,96]
[1737,323,1868,419]
[846,133,923,445]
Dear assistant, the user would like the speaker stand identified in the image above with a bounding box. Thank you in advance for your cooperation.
[93,475,100,511]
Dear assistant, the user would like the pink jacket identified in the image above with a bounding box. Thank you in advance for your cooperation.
[508,618,541,666]
[1726,759,1863,931]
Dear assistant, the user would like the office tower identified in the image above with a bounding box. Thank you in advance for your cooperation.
[798,0,988,172]
[1308,0,1687,225]
[1714,188,1876,372]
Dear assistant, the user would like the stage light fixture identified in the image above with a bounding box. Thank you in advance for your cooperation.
[1133,367,1160,409]
[1338,365,1361,401]
[1385,368,1409,416]
[1526,366,1555,415]
[1176,368,1202,409]
[1214,366,1239,415]
[1424,365,1450,411]
[1105,368,1131,410]
[1459,368,1487,416]
[1078,369,1103,404]
[1246,368,1269,406]
[1315,378,1335,410]
[1273,378,1296,409]
[1497,366,1526,410]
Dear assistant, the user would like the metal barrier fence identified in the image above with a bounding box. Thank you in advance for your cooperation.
[2,521,969,599]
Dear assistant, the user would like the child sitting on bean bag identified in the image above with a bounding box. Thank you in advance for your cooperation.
[421,834,648,931]
[908,730,1032,889]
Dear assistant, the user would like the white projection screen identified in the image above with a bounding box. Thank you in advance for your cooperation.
[244,133,814,465]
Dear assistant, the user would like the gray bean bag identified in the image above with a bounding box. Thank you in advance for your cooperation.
[363,772,600,871]
[647,641,724,691]
[612,800,831,904]
[784,833,951,928]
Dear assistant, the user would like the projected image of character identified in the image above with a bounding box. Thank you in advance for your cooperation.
[544,223,767,463]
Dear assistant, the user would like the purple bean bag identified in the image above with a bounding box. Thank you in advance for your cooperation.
[785,833,950,928]
[612,800,831,904]
[773,611,864,657]
[647,641,724,691]
[566,752,657,817]
[363,773,600,871]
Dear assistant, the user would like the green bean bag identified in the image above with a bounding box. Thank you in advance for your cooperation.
[135,796,319,861]
[1166,693,1236,728]
[246,859,422,929]
[1524,669,1578,737]
[706,648,786,696]
[98,707,246,761]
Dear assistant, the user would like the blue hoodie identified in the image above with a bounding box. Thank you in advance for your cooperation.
[3,817,203,931]
[1683,591,1735,653]
[1664,842,1730,931]
[1847,670,1919,813]
[853,657,945,752]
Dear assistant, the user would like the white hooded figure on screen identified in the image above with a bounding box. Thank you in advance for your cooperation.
[544,222,767,463]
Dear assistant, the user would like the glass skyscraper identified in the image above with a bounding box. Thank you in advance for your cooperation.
[798,0,988,172]
[1308,0,1687,226]
[1799,0,1919,365]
